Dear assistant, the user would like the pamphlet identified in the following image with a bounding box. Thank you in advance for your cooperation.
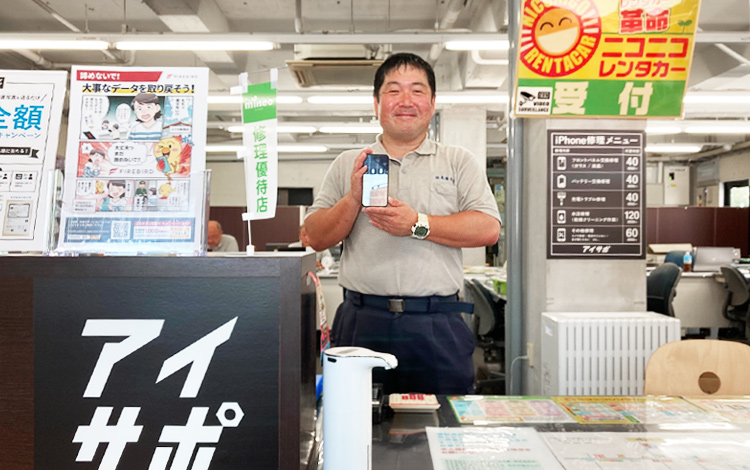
[543,431,750,469]
[553,396,724,424]
[0,70,66,252]
[448,395,575,424]
[57,66,208,254]
[426,426,564,470]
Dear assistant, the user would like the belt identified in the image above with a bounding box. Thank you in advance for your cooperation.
[345,289,474,314]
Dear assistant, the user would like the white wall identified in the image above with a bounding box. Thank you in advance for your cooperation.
[439,107,489,267]
[647,183,664,206]
[646,163,664,206]
[691,149,750,207]
[704,185,719,206]
[206,159,332,206]
[718,150,750,184]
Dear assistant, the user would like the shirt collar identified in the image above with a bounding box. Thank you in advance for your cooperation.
[372,134,436,157]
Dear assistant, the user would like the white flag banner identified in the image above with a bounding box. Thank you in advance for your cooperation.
[241,69,278,221]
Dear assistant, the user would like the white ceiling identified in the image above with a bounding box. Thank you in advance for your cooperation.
[1,0,749,161]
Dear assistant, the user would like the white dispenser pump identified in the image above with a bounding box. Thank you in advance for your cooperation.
[322,347,397,470]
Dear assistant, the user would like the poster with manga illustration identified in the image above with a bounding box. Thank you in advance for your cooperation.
[0,70,66,252]
[57,66,208,254]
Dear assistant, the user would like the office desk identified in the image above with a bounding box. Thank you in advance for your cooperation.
[368,395,750,470]
[671,271,732,329]
[463,266,507,301]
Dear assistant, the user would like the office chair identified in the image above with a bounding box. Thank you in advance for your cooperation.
[720,265,750,339]
[663,250,685,268]
[463,279,505,394]
[644,339,750,395]
[647,263,682,317]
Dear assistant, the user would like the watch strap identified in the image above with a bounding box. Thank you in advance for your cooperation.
[411,212,430,239]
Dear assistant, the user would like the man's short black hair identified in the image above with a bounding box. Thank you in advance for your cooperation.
[373,52,436,99]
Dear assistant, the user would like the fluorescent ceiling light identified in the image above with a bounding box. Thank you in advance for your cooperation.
[683,93,750,104]
[207,96,242,104]
[645,124,682,135]
[307,95,373,105]
[0,39,109,50]
[278,145,328,153]
[437,94,508,104]
[207,95,303,104]
[319,125,382,134]
[307,94,509,105]
[227,125,317,133]
[206,144,328,153]
[206,145,244,153]
[645,144,703,154]
[684,124,750,134]
[445,40,509,51]
[277,96,304,104]
[115,40,274,51]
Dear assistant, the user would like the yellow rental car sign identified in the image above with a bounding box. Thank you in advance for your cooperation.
[514,0,702,118]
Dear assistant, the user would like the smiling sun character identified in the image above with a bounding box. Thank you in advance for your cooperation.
[535,6,581,56]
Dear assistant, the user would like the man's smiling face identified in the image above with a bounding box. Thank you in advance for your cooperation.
[374,65,436,143]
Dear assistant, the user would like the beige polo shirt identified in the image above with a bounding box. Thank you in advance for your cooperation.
[307,136,500,297]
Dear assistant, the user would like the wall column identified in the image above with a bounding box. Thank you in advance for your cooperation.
[521,118,647,394]
[439,106,489,267]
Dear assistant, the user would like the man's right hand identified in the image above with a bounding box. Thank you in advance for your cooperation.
[348,148,371,206]
[304,147,371,251]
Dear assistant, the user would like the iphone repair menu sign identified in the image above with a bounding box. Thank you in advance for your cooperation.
[547,130,645,259]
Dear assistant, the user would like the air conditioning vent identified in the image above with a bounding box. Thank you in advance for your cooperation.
[285,44,387,88]
[286,59,383,87]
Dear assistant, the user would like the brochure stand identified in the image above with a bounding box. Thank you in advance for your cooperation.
[43,169,64,256]
[51,170,212,256]
[200,168,212,254]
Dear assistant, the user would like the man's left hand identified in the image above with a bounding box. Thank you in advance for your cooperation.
[362,197,418,237]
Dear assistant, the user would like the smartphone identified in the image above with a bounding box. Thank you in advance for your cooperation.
[362,154,389,207]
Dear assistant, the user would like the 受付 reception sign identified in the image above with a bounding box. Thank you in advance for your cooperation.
[514,0,701,118]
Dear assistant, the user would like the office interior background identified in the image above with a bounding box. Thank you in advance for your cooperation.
[1,0,749,257]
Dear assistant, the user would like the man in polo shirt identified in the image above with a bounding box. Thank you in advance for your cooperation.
[305,53,501,394]
[207,220,240,252]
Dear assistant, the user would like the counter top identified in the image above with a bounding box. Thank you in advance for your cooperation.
[365,395,750,470]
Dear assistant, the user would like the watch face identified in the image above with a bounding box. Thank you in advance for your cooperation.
[414,226,429,238]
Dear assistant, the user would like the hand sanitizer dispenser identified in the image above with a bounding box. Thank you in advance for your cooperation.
[323,347,397,470]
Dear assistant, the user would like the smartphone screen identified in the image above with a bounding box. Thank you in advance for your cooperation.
[362,154,389,207]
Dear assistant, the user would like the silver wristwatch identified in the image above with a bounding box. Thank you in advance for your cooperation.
[410,213,430,240]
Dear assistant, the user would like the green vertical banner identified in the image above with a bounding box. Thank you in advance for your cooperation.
[241,69,278,220]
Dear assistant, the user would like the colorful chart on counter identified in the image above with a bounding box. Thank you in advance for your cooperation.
[553,396,723,424]
[542,431,750,470]
[686,397,750,423]
[426,427,564,470]
[448,395,575,424]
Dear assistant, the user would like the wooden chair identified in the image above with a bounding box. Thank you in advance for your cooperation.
[644,339,750,395]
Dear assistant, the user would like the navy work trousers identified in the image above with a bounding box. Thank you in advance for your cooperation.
[330,293,475,395]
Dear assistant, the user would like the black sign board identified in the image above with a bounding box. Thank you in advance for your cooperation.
[34,276,281,469]
[548,130,645,259]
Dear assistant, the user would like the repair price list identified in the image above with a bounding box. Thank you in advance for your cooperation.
[548,130,645,258]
